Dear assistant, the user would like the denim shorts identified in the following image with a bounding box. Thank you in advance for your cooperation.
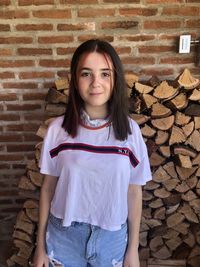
[46,214,128,267]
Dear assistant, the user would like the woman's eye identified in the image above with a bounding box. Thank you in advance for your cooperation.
[81,72,91,77]
[102,72,110,77]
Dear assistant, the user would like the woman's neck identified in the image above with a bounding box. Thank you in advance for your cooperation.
[84,105,108,120]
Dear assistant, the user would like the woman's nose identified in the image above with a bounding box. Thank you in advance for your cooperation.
[91,74,100,86]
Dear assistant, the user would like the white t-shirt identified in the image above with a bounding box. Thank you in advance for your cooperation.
[39,115,152,231]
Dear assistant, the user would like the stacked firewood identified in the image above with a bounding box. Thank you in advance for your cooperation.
[7,69,200,267]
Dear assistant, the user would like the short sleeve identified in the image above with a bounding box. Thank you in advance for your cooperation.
[39,122,59,177]
[129,120,152,185]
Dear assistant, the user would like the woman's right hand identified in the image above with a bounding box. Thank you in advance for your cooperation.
[33,246,49,267]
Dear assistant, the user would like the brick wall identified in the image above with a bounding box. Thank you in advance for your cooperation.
[0,0,200,218]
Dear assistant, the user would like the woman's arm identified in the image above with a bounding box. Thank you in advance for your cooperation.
[123,184,142,267]
[33,174,58,267]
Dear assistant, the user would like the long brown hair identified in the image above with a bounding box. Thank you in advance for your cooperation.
[62,39,131,140]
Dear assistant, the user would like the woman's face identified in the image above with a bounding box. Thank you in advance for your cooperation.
[76,52,114,118]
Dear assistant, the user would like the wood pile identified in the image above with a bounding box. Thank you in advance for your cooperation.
[7,68,200,267]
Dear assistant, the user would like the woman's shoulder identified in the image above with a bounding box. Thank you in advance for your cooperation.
[128,116,140,132]
[48,115,64,128]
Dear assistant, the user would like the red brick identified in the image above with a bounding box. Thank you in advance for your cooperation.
[19,71,54,79]
[103,0,139,2]
[0,72,15,79]
[3,82,38,89]
[24,114,48,121]
[18,0,54,5]
[60,0,97,3]
[6,104,41,111]
[57,70,69,78]
[101,21,138,30]
[12,164,26,169]
[0,190,19,196]
[57,47,76,55]
[119,35,155,42]
[78,35,114,42]
[0,10,29,19]
[0,24,10,31]
[22,93,46,101]
[0,114,20,121]
[0,94,17,101]
[119,8,157,17]
[43,82,56,89]
[0,0,11,5]
[122,57,155,65]
[115,47,131,54]
[39,59,70,68]
[140,68,174,76]
[23,134,42,142]
[159,34,180,40]
[32,9,71,19]
[0,48,13,56]
[57,23,95,31]
[18,48,52,55]
[7,123,40,132]
[0,155,24,161]
[0,134,22,142]
[7,144,35,153]
[144,20,181,29]
[0,60,34,68]
[0,37,33,44]
[78,8,115,18]
[139,45,176,53]
[0,164,10,170]
[146,0,183,3]
[38,35,73,44]
[186,19,200,28]
[16,24,53,31]
[160,57,194,64]
[162,7,200,16]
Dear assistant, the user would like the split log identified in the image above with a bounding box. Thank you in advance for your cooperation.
[176,166,198,180]
[129,113,150,125]
[169,126,186,146]
[135,82,154,94]
[167,213,185,228]
[46,87,68,104]
[141,124,156,138]
[148,259,186,267]
[18,176,37,191]
[159,146,170,158]
[178,68,199,89]
[185,104,200,116]
[153,166,171,183]
[153,81,178,100]
[149,152,165,167]
[178,204,199,223]
[175,111,191,126]
[155,130,169,146]
[189,89,200,101]
[194,117,200,129]
[185,130,200,151]
[174,146,197,158]
[125,73,139,88]
[168,93,188,110]
[55,78,69,90]
[28,170,44,187]
[142,94,158,108]
[152,245,172,259]
[151,115,175,131]
[173,154,192,168]
[182,121,194,137]
[151,102,171,118]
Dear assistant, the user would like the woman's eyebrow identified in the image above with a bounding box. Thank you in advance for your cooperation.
[80,67,113,71]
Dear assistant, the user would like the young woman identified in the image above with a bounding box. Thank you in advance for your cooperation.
[33,39,152,267]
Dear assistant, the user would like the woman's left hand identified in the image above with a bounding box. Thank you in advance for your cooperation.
[123,249,140,267]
